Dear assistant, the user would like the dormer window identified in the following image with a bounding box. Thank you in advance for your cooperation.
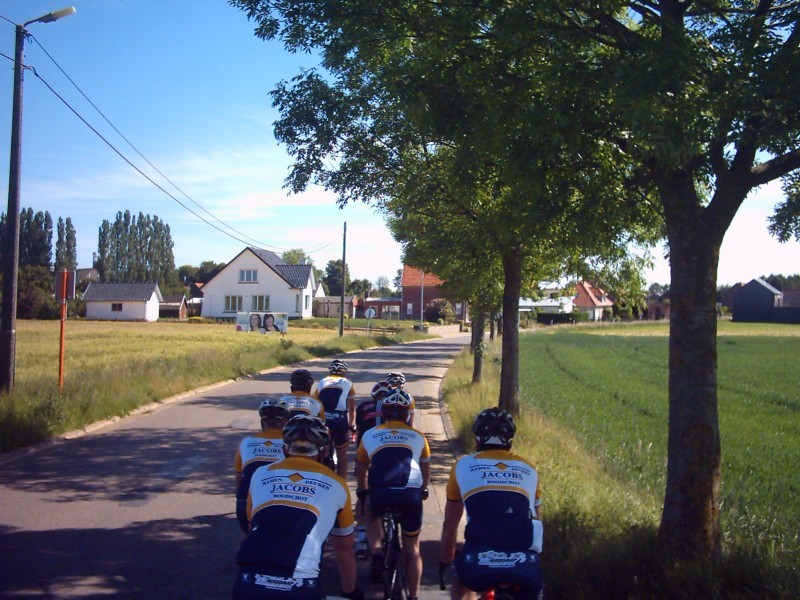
[239,269,258,283]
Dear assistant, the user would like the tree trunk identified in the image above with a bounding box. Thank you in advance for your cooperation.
[658,174,729,562]
[471,310,486,383]
[498,247,523,415]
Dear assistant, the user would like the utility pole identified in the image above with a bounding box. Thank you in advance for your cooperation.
[1,7,76,392]
[339,222,346,337]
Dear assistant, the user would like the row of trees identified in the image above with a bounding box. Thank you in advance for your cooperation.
[0,208,78,318]
[232,0,800,565]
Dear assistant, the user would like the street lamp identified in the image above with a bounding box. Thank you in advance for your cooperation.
[1,7,76,392]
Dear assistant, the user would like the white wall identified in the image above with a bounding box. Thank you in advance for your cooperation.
[201,250,314,320]
[86,293,160,322]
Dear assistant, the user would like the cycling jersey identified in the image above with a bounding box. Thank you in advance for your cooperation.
[354,398,381,447]
[236,457,354,579]
[278,392,326,421]
[314,375,355,413]
[446,449,542,553]
[357,421,430,489]
[314,375,356,448]
[233,427,286,533]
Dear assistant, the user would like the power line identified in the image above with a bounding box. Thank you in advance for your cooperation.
[27,32,283,251]
[1,21,340,261]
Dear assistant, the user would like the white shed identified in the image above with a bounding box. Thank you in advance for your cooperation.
[82,282,163,322]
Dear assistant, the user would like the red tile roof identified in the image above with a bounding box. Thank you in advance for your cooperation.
[574,281,614,307]
[401,265,444,287]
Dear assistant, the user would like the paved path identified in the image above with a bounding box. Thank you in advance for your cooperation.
[0,333,470,599]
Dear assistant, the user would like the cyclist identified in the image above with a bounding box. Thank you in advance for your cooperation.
[232,415,364,600]
[439,408,543,600]
[354,380,391,449]
[356,390,430,600]
[314,359,356,478]
[233,398,292,534]
[279,369,326,420]
[386,371,415,426]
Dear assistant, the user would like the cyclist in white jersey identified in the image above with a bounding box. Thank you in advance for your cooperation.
[232,415,364,600]
[233,398,291,534]
[314,359,356,478]
[439,408,543,600]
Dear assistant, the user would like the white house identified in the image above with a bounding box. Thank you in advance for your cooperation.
[201,247,318,320]
[519,295,575,314]
[82,282,163,322]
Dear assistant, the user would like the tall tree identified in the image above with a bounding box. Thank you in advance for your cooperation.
[96,211,176,287]
[323,260,350,297]
[54,217,78,271]
[348,278,372,298]
[539,0,800,562]
[18,208,52,268]
[281,248,311,265]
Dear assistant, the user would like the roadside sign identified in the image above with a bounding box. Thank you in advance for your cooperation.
[55,270,76,301]
[365,307,377,319]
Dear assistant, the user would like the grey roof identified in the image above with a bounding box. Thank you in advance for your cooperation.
[273,264,314,289]
[751,278,783,295]
[205,247,314,289]
[82,282,163,303]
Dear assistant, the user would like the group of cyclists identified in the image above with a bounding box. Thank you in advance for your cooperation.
[231,359,544,600]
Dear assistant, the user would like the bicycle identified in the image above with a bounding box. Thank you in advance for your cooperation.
[381,507,408,600]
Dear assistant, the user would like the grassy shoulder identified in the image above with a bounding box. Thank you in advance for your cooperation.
[0,318,428,453]
[441,322,799,599]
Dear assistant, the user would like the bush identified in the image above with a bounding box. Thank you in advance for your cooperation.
[424,298,456,324]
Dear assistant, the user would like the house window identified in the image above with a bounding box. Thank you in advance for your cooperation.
[239,269,258,283]
[304,295,310,310]
[225,295,243,312]
[406,303,413,316]
[296,294,301,312]
[252,295,270,311]
[111,303,122,312]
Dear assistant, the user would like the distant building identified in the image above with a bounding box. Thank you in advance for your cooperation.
[400,266,468,322]
[82,282,163,322]
[573,281,614,321]
[159,294,188,321]
[732,278,783,322]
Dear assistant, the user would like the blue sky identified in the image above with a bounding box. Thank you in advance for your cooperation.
[1,1,798,288]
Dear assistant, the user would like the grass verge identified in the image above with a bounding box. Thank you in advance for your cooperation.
[441,322,799,599]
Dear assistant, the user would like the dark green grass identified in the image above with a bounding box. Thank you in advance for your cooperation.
[515,325,799,597]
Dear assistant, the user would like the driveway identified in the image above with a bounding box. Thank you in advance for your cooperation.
[0,333,470,599]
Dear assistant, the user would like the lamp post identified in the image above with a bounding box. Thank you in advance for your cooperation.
[1,7,76,392]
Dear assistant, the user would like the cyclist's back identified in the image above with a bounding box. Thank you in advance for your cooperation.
[280,369,325,420]
[314,360,356,478]
[440,408,543,600]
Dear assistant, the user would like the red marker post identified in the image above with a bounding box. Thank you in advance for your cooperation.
[55,270,75,394]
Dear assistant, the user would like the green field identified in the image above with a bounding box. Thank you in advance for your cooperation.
[443,321,799,599]
[0,319,424,453]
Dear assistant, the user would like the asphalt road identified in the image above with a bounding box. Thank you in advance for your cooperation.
[0,333,470,599]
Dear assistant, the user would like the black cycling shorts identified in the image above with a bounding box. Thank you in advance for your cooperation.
[324,410,350,448]
[368,487,423,536]
[454,542,543,599]
[232,567,322,599]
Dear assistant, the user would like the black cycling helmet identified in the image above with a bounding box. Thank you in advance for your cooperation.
[473,407,516,448]
[290,369,314,391]
[371,380,392,400]
[328,359,349,376]
[283,415,331,457]
[381,389,412,421]
[386,372,406,388]
[259,397,292,422]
